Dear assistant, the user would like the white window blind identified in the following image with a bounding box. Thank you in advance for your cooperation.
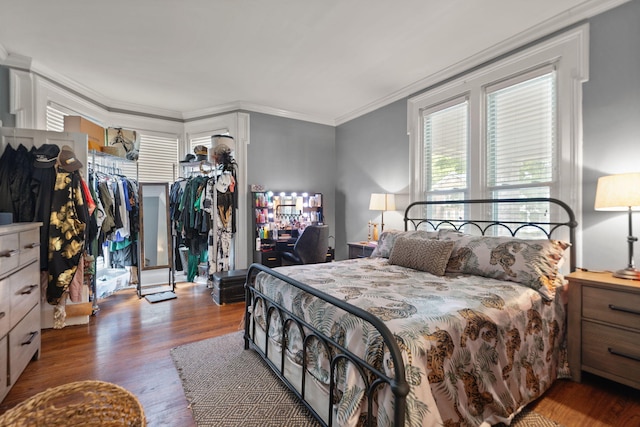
[486,71,556,231]
[424,99,468,196]
[136,134,179,183]
[421,99,468,219]
[46,102,77,131]
[190,135,213,152]
[487,71,556,190]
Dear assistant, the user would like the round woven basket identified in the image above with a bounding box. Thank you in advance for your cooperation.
[0,380,146,427]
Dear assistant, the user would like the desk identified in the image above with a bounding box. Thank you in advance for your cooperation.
[347,242,376,259]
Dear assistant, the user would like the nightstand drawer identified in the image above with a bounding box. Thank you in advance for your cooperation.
[583,285,640,329]
[582,320,640,384]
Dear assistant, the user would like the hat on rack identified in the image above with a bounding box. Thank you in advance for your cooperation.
[180,153,196,163]
[33,144,60,168]
[194,145,208,161]
[57,145,83,172]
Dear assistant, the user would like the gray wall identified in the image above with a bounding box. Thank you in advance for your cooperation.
[247,112,336,258]
[335,99,409,260]
[336,0,640,270]
[581,0,640,271]
[0,66,15,127]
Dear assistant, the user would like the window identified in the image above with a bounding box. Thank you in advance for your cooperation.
[424,98,468,200]
[46,103,178,183]
[136,133,179,182]
[409,26,587,235]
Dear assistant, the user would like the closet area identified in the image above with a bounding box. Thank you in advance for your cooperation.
[0,124,242,335]
[0,125,146,330]
[0,127,92,333]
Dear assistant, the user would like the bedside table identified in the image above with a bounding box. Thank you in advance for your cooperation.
[347,242,376,259]
[567,271,640,390]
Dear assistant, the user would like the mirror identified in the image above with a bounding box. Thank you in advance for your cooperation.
[139,182,172,270]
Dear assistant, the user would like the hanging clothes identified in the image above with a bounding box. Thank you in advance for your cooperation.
[0,143,36,222]
[31,144,61,271]
[93,172,139,269]
[204,145,238,274]
[47,168,89,305]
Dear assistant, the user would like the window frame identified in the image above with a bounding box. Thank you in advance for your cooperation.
[408,25,588,240]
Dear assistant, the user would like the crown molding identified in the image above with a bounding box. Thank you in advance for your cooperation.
[0,43,7,62]
[238,102,335,126]
[335,0,630,126]
[182,100,334,126]
[0,52,32,69]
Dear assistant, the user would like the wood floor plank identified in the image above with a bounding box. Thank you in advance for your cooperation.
[1,280,638,426]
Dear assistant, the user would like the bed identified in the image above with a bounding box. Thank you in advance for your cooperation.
[244,198,577,427]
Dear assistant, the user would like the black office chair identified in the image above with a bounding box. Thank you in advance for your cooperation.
[281,225,329,265]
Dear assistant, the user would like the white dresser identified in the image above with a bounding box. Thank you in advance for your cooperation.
[0,223,42,402]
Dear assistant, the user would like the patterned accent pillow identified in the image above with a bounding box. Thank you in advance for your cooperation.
[370,229,438,258]
[440,232,570,300]
[388,236,455,276]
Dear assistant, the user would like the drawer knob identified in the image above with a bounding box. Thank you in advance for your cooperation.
[0,311,5,319]
[608,304,640,316]
[20,284,39,295]
[25,242,41,249]
[21,331,39,346]
[0,249,19,258]
[608,347,640,362]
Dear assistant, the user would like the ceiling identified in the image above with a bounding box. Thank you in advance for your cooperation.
[0,1,626,125]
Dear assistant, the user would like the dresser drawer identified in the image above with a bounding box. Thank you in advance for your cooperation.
[0,335,8,401]
[0,232,19,277]
[0,277,10,337]
[582,320,640,385]
[9,261,40,329]
[19,227,40,269]
[582,285,640,330]
[8,304,40,386]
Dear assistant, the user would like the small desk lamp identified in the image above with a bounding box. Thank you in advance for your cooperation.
[594,172,640,280]
[369,193,396,231]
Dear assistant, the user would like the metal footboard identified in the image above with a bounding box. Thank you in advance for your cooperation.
[244,263,409,427]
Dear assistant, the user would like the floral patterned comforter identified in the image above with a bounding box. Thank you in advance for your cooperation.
[252,257,569,427]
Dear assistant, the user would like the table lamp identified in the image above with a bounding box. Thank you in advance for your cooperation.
[369,193,396,231]
[594,172,640,280]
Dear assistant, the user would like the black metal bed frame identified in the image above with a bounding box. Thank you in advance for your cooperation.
[243,198,577,427]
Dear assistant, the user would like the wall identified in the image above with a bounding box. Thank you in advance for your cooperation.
[581,0,640,270]
[335,99,408,260]
[336,0,640,270]
[247,112,336,257]
[0,66,15,127]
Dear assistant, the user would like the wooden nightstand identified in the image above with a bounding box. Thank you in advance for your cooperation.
[347,242,376,259]
[567,271,640,390]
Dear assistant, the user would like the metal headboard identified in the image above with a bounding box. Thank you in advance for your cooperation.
[404,198,578,272]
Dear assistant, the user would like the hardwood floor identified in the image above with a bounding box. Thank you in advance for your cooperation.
[0,281,244,426]
[1,280,638,426]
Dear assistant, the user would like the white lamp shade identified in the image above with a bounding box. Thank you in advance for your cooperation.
[594,173,640,211]
[369,193,396,211]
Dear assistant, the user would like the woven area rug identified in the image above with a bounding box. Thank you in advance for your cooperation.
[170,332,563,427]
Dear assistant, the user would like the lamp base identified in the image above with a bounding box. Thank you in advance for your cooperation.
[612,267,640,280]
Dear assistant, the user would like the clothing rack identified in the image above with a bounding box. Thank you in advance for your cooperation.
[88,149,139,309]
